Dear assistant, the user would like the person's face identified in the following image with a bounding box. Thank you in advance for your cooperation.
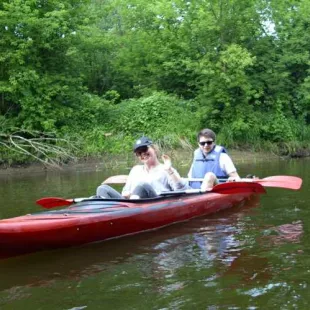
[135,146,156,163]
[198,136,215,153]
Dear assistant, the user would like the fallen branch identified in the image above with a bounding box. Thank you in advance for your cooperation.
[0,130,77,168]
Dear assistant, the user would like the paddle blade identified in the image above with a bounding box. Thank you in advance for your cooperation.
[258,176,302,190]
[36,197,74,209]
[103,175,128,184]
[212,182,266,195]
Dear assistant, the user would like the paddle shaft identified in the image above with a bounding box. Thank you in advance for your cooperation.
[103,175,302,190]
[36,182,266,209]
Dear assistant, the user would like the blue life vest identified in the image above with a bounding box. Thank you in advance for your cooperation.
[189,145,228,189]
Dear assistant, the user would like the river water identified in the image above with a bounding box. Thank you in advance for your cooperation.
[0,157,308,309]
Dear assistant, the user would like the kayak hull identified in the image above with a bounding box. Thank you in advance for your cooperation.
[0,192,255,258]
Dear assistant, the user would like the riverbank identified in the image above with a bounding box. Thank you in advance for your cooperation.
[0,149,279,177]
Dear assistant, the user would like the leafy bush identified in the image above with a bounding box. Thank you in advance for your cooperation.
[74,92,200,155]
[112,91,199,144]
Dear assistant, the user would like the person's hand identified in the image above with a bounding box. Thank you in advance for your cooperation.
[227,176,241,182]
[162,154,172,170]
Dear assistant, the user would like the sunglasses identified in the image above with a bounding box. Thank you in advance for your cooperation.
[199,140,214,146]
[135,146,149,156]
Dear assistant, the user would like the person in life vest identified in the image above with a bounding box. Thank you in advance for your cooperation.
[188,128,240,190]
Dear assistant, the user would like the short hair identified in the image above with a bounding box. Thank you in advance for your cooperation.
[197,128,216,141]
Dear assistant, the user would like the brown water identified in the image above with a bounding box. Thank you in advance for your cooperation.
[0,158,309,309]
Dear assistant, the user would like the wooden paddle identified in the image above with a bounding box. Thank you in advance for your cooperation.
[36,182,266,209]
[103,175,302,190]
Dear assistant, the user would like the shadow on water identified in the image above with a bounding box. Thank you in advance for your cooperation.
[0,196,262,292]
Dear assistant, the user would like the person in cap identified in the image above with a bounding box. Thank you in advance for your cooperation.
[96,136,188,199]
[188,128,240,190]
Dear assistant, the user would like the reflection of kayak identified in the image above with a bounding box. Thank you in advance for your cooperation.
[0,184,265,259]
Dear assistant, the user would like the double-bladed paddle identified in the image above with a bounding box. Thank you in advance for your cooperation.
[103,175,302,190]
[36,181,266,209]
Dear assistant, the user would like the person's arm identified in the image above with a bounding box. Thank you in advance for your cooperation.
[162,155,189,190]
[220,153,241,181]
[162,154,180,181]
[227,171,241,181]
[121,185,131,199]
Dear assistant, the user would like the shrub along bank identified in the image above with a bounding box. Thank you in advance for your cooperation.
[1,92,309,168]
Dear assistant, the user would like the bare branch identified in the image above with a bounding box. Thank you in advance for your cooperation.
[0,130,77,168]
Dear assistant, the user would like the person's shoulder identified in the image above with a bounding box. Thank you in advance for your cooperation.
[130,165,144,173]
[214,144,226,151]
[193,148,201,156]
[219,152,233,162]
[220,152,230,158]
[214,145,227,152]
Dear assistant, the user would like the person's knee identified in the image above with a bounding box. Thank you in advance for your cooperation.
[132,182,157,198]
[204,172,217,182]
[98,184,109,190]
[201,172,217,191]
[131,184,146,197]
[97,184,109,191]
[96,184,110,196]
[134,182,153,193]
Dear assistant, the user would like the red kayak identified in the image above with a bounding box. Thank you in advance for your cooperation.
[0,182,265,259]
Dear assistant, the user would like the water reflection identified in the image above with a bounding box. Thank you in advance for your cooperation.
[223,221,304,289]
[125,198,262,296]
[266,221,303,245]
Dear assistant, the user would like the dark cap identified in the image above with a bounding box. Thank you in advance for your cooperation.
[133,136,153,152]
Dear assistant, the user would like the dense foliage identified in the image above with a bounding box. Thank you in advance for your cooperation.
[1,0,310,164]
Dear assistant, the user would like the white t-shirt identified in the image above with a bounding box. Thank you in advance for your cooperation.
[218,152,237,175]
[122,164,188,196]
[188,152,237,178]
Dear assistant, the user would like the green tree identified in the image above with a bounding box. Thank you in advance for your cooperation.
[0,0,92,131]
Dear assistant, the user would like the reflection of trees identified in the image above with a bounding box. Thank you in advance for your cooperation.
[225,220,304,287]
[224,251,272,284]
[146,223,244,294]
[144,197,262,293]
[145,202,304,294]
[266,221,303,245]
